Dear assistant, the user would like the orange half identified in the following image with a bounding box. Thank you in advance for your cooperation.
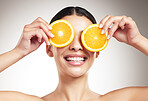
[49,20,75,47]
[81,24,109,52]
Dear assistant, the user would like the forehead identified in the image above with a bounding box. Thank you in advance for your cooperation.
[62,15,93,32]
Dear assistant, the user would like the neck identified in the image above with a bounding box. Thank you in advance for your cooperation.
[54,73,91,101]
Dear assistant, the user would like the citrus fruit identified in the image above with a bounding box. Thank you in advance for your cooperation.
[81,24,109,52]
[49,19,75,47]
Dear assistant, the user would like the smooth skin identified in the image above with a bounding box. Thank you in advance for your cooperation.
[0,14,148,101]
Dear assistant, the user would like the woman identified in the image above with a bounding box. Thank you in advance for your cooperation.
[0,6,148,101]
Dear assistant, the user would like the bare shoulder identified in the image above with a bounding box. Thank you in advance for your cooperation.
[0,91,44,101]
[100,86,148,101]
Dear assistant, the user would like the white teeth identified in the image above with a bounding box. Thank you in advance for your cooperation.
[66,57,85,61]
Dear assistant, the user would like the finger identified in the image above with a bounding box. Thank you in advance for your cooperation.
[99,15,111,28]
[107,22,119,39]
[25,22,54,38]
[32,17,52,30]
[31,17,53,38]
[101,16,127,34]
[101,17,115,34]
[24,30,42,43]
[24,27,53,39]
[23,26,37,32]
[119,17,136,30]
[36,29,50,45]
[119,17,126,30]
[25,29,50,45]
[35,31,42,43]
[101,16,123,34]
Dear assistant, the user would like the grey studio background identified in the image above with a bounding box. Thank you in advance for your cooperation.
[0,0,148,97]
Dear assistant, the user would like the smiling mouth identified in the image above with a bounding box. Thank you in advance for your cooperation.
[64,57,87,62]
[64,54,88,66]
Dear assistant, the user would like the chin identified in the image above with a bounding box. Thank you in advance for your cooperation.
[66,67,88,78]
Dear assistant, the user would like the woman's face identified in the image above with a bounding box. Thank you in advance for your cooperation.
[47,15,99,77]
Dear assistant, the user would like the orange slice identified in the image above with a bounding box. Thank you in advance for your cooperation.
[49,20,75,47]
[81,24,109,52]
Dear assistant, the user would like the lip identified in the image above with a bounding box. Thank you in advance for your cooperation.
[64,54,88,66]
[64,54,87,58]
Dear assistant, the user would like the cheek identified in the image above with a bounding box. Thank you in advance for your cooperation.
[88,52,96,64]
[52,48,61,65]
[53,47,66,67]
[87,50,96,58]
[53,47,65,56]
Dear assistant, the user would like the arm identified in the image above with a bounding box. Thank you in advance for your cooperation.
[0,48,24,72]
[99,15,148,56]
[129,86,148,101]
[0,91,44,101]
[130,35,148,56]
[100,87,148,101]
[99,15,148,101]
[0,17,53,101]
[100,87,132,101]
[0,17,53,72]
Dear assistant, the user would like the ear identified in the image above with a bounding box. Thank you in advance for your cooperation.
[96,52,100,58]
[46,45,54,57]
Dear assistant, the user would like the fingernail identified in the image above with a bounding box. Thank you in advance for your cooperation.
[50,32,54,38]
[47,41,50,45]
[107,35,110,39]
[101,29,105,34]
[48,25,52,30]
[109,24,113,28]
[99,24,103,28]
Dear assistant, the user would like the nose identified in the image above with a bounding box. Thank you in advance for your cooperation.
[69,37,83,51]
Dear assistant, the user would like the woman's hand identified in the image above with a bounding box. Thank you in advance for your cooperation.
[99,15,148,56]
[15,17,54,56]
[99,15,141,45]
[0,17,54,72]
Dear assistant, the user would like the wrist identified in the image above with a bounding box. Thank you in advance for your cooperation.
[12,47,27,59]
[129,34,143,47]
[129,34,148,56]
